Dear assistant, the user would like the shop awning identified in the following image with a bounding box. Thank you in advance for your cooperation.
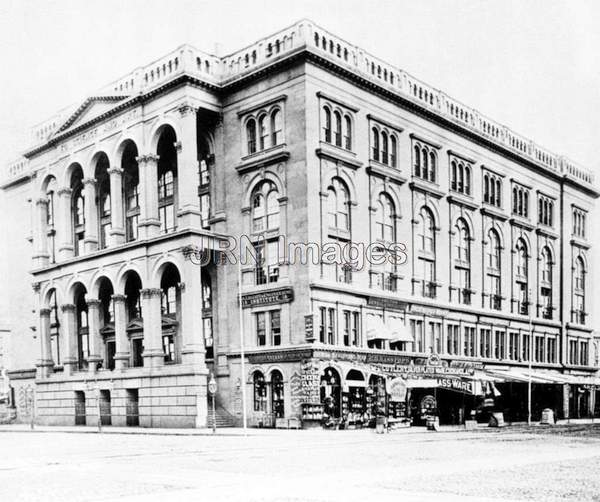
[485,368,550,384]
[366,315,394,341]
[388,318,413,343]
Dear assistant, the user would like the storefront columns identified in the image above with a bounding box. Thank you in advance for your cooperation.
[180,258,205,366]
[60,303,77,375]
[112,294,129,369]
[86,299,102,372]
[140,288,164,367]
[563,383,570,419]
[32,197,50,268]
[137,154,160,239]
[107,166,125,246]
[56,187,74,260]
[37,308,54,378]
[176,104,201,229]
[82,177,98,253]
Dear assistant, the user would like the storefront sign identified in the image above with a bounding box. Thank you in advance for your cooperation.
[437,377,474,394]
[383,363,475,378]
[247,349,312,364]
[300,362,321,404]
[410,305,449,317]
[388,377,407,402]
[366,353,412,366]
[241,287,294,308]
[289,372,303,415]
[367,296,408,312]
[304,314,314,341]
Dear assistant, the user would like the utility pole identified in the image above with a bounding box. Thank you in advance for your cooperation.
[238,253,247,432]
[528,288,533,426]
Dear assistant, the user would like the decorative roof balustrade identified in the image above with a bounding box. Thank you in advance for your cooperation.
[3,19,595,189]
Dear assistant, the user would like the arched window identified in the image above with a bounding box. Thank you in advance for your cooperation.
[515,239,528,315]
[73,284,88,370]
[381,132,389,165]
[422,148,429,180]
[390,135,397,167]
[253,371,267,412]
[372,128,380,162]
[495,179,501,206]
[320,367,341,418]
[489,176,495,204]
[95,154,111,250]
[523,191,529,217]
[258,114,268,151]
[487,229,502,310]
[48,289,60,364]
[246,118,257,154]
[157,126,178,234]
[458,164,464,193]
[464,166,471,195]
[413,145,421,177]
[429,151,436,182]
[454,218,471,304]
[122,141,140,242]
[540,247,553,318]
[573,256,586,324]
[334,111,342,147]
[343,115,352,150]
[160,264,181,363]
[323,107,332,143]
[327,178,349,230]
[418,207,435,253]
[375,193,395,242]
[451,161,458,191]
[71,167,85,257]
[270,109,282,146]
[252,181,280,232]
[271,370,284,418]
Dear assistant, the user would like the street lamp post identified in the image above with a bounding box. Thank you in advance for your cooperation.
[238,254,247,432]
[208,373,217,434]
[528,288,533,426]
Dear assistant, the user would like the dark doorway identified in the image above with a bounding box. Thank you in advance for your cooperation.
[74,391,86,425]
[126,389,139,426]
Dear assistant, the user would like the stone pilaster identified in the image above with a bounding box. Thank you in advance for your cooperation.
[86,298,102,372]
[57,187,74,259]
[137,154,161,239]
[108,166,125,246]
[112,294,130,369]
[60,303,77,375]
[140,288,164,367]
[180,256,206,366]
[82,177,98,253]
[176,103,201,228]
[32,197,50,268]
[37,307,54,378]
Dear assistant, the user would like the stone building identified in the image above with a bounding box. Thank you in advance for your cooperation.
[1,20,598,428]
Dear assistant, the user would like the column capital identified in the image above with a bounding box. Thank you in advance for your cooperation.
[32,282,41,292]
[174,140,182,153]
[140,287,163,299]
[60,303,76,313]
[107,166,123,176]
[136,154,160,165]
[111,294,127,304]
[178,102,197,117]
[39,307,52,317]
[82,177,97,187]
[57,187,72,197]
[86,298,102,308]
[34,197,49,207]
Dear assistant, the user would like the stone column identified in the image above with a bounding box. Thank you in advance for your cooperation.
[176,103,201,229]
[57,187,74,260]
[112,294,130,369]
[180,257,206,366]
[86,299,102,373]
[108,166,125,246]
[141,288,164,367]
[82,177,98,253]
[60,303,77,375]
[137,154,160,239]
[37,308,54,378]
[32,197,50,268]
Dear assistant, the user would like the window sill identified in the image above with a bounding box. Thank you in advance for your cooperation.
[316,143,362,170]
[236,145,290,174]
[366,161,407,184]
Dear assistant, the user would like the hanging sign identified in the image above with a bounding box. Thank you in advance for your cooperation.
[388,377,408,401]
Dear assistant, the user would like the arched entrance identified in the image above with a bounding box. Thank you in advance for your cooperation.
[320,367,341,419]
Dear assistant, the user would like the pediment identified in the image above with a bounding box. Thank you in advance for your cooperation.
[56,95,129,134]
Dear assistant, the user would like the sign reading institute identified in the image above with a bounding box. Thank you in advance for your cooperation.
[241,288,294,308]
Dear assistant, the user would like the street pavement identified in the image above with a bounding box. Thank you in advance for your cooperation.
[1,425,600,501]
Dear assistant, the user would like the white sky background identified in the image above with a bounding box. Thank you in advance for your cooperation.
[1,0,599,271]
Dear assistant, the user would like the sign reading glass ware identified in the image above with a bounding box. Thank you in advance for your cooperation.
[241,288,294,308]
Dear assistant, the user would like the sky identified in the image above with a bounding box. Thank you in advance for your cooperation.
[0,0,599,172]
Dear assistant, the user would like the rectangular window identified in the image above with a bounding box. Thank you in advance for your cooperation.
[534,336,545,363]
[256,312,266,346]
[464,327,476,357]
[429,322,442,354]
[319,307,326,343]
[522,334,531,362]
[546,337,556,364]
[580,341,588,366]
[480,328,492,359]
[352,312,360,347]
[494,330,505,360]
[447,324,460,355]
[508,332,519,361]
[203,317,214,359]
[569,340,578,365]
[327,308,336,344]
[343,311,351,346]
[270,310,281,346]
[162,333,175,363]
[410,320,424,353]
